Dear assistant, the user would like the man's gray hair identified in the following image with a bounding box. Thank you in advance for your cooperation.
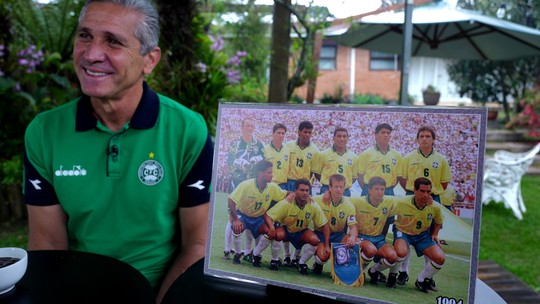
[79,0,160,55]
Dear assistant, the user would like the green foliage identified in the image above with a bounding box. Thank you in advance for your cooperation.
[446,58,540,121]
[218,2,270,83]
[422,84,439,93]
[5,0,83,59]
[0,0,80,180]
[223,78,267,103]
[505,88,540,140]
[350,93,386,105]
[0,155,23,185]
[0,44,79,159]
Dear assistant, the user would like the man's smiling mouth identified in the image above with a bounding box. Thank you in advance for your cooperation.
[85,68,108,77]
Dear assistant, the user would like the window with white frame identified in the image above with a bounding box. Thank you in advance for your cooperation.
[370,51,400,70]
[319,42,337,70]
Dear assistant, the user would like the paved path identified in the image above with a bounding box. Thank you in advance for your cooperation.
[478,260,540,303]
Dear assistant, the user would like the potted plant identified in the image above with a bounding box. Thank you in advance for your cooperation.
[422,84,441,105]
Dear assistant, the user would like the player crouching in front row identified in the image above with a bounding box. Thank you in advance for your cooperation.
[388,177,446,292]
[252,179,330,274]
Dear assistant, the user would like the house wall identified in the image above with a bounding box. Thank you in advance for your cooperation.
[295,45,472,105]
[295,46,401,101]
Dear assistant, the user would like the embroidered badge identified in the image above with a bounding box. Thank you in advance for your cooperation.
[138,159,164,186]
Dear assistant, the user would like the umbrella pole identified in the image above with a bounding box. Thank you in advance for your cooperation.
[399,0,414,105]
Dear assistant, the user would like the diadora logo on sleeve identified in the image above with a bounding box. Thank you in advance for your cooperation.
[55,165,87,177]
[138,152,164,186]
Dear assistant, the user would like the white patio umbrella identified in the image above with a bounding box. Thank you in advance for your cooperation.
[331,4,540,60]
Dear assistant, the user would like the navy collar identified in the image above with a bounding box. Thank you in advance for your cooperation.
[75,82,159,131]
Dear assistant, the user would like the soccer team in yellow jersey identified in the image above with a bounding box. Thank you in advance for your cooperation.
[225,118,452,293]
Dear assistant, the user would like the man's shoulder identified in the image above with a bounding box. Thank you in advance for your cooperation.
[157,94,206,124]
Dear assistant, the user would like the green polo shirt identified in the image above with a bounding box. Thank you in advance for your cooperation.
[24,82,213,287]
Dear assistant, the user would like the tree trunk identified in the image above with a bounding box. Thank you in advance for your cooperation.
[268,0,291,103]
[306,34,322,104]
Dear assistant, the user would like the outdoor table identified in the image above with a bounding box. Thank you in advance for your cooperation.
[0,250,156,304]
[162,258,507,304]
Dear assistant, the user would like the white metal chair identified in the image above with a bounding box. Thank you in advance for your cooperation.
[482,142,540,220]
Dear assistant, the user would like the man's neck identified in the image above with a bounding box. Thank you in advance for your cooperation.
[256,178,267,191]
[89,82,143,132]
[334,145,346,154]
[419,147,433,155]
[376,144,389,153]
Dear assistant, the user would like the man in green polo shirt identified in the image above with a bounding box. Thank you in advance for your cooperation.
[22,1,213,303]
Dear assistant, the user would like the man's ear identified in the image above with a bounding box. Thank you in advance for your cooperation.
[143,47,161,75]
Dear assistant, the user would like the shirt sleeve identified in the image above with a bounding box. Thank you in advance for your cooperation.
[178,133,214,207]
[23,152,59,206]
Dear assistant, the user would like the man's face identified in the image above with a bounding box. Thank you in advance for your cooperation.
[329,179,345,202]
[295,184,311,204]
[368,184,385,203]
[414,184,432,206]
[333,131,348,150]
[261,167,273,183]
[272,128,286,145]
[73,2,159,100]
[417,130,434,150]
[298,128,313,145]
[375,128,391,147]
[241,119,256,137]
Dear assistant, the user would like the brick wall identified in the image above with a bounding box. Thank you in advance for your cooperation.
[296,46,402,102]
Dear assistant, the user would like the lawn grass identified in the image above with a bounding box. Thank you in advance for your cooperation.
[479,174,540,292]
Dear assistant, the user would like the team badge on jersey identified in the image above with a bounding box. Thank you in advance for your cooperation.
[382,207,388,214]
[305,212,311,219]
[392,158,397,165]
[347,159,353,165]
[307,152,313,159]
[138,158,164,186]
[339,211,345,219]
[432,161,439,169]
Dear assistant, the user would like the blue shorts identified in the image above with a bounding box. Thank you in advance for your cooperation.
[359,234,387,249]
[284,229,310,249]
[393,229,436,257]
[319,185,351,197]
[237,211,264,239]
[315,230,346,244]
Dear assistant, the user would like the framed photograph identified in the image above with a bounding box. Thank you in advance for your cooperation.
[205,103,486,304]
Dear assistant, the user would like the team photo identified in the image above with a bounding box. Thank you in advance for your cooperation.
[205,103,486,304]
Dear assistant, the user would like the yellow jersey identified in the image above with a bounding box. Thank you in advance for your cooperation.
[357,145,403,187]
[350,194,398,236]
[263,142,290,184]
[315,147,357,189]
[267,199,327,233]
[285,140,320,181]
[401,148,452,195]
[229,179,287,217]
[392,195,443,236]
[312,194,357,233]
